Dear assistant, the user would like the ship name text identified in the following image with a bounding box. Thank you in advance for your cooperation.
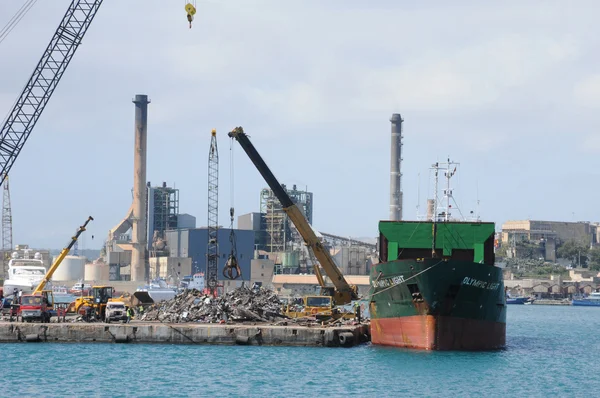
[461,277,500,291]
[372,275,406,288]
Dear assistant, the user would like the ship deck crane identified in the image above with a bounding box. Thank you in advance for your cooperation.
[33,216,93,294]
[228,127,358,305]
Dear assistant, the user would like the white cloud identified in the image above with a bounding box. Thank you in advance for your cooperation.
[573,75,600,108]
[579,134,600,153]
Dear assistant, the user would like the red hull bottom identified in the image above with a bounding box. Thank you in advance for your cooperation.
[371,315,506,351]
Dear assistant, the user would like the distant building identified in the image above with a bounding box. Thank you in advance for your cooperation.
[501,220,600,261]
[331,246,373,275]
[105,181,196,281]
[146,182,179,251]
[165,228,254,282]
[501,220,599,245]
[250,256,275,289]
[177,214,196,229]
[259,184,313,252]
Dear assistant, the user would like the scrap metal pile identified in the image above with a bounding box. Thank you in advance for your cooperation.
[140,287,288,324]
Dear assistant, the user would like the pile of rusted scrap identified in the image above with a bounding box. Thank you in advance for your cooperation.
[140,287,288,323]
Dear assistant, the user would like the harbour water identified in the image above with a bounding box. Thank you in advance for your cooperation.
[4,305,600,397]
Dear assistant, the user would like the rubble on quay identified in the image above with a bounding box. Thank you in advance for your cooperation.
[141,287,291,324]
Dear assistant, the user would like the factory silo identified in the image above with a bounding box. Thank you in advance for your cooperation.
[85,261,110,281]
[52,255,86,281]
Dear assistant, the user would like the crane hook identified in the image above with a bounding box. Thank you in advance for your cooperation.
[185,3,196,29]
[223,254,242,280]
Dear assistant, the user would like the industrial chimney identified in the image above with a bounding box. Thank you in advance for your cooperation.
[389,113,403,221]
[131,94,150,282]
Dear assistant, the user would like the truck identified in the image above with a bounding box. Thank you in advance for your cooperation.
[13,217,93,323]
[18,291,54,323]
[104,301,128,323]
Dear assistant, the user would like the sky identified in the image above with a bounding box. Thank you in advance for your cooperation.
[0,0,598,250]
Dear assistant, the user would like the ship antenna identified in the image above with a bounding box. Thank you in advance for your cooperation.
[416,172,421,219]
[476,179,480,222]
[445,157,451,222]
[431,162,439,258]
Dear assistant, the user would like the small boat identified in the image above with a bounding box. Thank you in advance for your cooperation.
[179,273,206,291]
[137,279,178,302]
[69,281,92,296]
[506,296,529,305]
[572,292,600,307]
[52,285,69,295]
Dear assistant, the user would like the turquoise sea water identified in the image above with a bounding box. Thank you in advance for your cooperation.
[3,305,600,397]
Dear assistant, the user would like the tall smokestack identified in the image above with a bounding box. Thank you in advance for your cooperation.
[389,113,403,221]
[131,94,150,282]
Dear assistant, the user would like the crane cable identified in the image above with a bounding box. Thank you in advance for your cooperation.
[0,0,38,46]
[223,135,241,280]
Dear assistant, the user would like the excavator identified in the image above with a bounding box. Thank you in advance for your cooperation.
[228,127,359,320]
[17,216,93,322]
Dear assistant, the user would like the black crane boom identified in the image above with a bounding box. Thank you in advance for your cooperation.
[228,126,358,305]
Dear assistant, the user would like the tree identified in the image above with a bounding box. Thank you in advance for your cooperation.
[588,247,600,271]
[556,239,589,267]
[495,245,508,258]
[515,240,543,260]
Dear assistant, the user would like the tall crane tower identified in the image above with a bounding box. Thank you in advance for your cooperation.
[2,175,12,279]
[207,129,219,295]
[0,1,104,188]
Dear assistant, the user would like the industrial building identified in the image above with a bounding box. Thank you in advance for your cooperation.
[165,227,254,284]
[501,220,600,246]
[258,184,313,252]
[501,220,600,261]
[238,182,377,276]
[105,180,196,281]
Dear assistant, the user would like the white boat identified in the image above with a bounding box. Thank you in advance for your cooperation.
[136,279,178,302]
[180,273,206,291]
[69,281,92,295]
[3,250,46,296]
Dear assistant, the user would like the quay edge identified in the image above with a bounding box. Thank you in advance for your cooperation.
[0,322,370,348]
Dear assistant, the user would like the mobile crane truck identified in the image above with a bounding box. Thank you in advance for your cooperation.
[18,216,93,323]
[228,127,359,320]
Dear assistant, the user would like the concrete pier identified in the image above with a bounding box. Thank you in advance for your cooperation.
[0,322,370,347]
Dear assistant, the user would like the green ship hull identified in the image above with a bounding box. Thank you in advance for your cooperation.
[369,221,506,350]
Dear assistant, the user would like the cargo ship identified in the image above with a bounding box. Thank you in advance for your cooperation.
[369,160,506,351]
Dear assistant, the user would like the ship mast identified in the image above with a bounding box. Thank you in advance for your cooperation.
[440,158,463,222]
[431,162,439,258]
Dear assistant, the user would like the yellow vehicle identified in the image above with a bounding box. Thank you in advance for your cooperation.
[284,295,357,321]
[15,216,93,323]
[72,286,115,321]
[229,127,359,319]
